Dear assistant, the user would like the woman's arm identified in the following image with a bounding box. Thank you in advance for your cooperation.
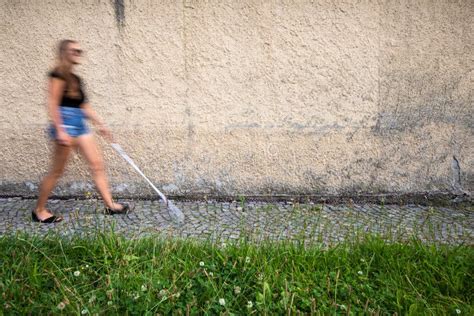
[48,78,66,132]
[82,102,104,126]
[48,78,72,146]
[82,103,113,141]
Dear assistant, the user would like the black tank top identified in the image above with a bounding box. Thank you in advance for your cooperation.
[48,70,88,108]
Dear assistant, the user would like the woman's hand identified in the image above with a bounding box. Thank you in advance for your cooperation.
[98,123,113,142]
[57,129,72,146]
[81,103,113,142]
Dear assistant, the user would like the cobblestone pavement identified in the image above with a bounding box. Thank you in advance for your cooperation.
[0,197,473,246]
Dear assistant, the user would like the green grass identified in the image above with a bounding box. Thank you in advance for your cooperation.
[0,230,472,315]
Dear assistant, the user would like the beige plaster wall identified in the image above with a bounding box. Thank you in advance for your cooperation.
[0,0,472,197]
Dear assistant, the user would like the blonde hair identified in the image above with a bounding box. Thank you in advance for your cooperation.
[52,39,79,97]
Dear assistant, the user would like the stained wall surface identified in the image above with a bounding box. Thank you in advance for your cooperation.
[1,0,472,197]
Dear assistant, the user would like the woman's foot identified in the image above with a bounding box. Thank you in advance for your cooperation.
[104,202,130,215]
[32,208,63,223]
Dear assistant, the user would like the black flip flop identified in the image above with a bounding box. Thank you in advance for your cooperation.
[104,203,130,215]
[32,211,63,223]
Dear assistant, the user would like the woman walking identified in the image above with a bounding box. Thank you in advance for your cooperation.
[33,39,129,223]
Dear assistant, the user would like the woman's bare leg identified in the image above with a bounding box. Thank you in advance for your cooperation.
[35,142,74,220]
[76,134,123,210]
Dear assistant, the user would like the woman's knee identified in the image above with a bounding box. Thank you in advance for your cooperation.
[49,166,66,179]
[89,159,105,174]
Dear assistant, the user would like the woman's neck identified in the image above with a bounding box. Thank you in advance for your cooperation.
[58,60,74,72]
[64,62,74,72]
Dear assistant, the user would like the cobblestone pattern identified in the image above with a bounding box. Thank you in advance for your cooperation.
[0,198,472,246]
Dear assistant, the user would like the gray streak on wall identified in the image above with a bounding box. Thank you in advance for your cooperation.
[113,0,125,28]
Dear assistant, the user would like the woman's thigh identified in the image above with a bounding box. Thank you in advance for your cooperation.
[49,141,74,174]
[76,134,103,169]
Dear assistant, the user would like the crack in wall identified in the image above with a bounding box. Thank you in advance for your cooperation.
[451,155,463,193]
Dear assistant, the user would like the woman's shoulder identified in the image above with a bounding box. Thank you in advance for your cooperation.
[48,68,65,80]
[72,72,83,82]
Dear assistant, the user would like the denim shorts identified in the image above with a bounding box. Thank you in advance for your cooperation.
[47,106,90,140]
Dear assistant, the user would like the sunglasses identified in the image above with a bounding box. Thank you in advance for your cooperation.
[69,48,83,56]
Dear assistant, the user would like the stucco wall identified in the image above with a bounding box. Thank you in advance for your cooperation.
[0,0,472,198]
